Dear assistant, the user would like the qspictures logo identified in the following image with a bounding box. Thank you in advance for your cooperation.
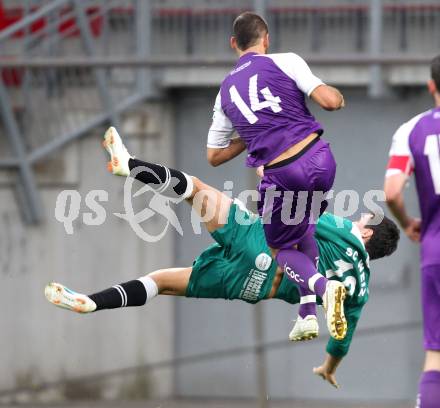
[54,168,386,243]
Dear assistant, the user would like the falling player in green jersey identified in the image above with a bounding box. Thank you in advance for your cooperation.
[45,129,399,388]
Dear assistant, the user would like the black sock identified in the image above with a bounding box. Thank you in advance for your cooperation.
[89,280,147,311]
[128,158,192,198]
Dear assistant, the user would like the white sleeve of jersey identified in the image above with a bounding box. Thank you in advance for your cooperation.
[264,52,325,97]
[207,91,235,148]
[385,114,425,177]
[388,122,413,156]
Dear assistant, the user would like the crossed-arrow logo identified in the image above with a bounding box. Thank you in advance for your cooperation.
[114,166,184,243]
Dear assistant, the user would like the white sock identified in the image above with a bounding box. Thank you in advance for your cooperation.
[137,275,159,302]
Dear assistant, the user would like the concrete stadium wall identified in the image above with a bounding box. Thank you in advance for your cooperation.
[0,102,176,402]
[173,87,429,404]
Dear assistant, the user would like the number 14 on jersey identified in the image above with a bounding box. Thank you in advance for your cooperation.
[424,134,440,194]
[230,74,282,124]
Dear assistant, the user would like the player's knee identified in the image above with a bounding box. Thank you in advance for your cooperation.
[189,176,205,198]
[191,176,202,191]
[144,272,164,293]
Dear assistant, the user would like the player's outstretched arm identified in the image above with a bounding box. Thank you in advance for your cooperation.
[384,173,421,242]
[207,137,246,167]
[384,121,421,241]
[45,267,192,314]
[314,305,363,387]
[310,85,345,111]
[313,354,343,388]
[206,91,242,166]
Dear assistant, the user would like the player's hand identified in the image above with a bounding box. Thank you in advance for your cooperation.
[256,166,264,178]
[404,218,421,242]
[313,365,340,389]
[339,96,345,109]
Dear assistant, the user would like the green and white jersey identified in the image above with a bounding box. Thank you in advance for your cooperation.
[316,212,370,309]
[315,212,371,357]
[187,203,371,358]
[274,213,371,308]
[273,212,371,357]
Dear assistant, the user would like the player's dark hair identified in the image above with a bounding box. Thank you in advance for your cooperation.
[365,214,400,261]
[431,55,440,92]
[232,11,268,51]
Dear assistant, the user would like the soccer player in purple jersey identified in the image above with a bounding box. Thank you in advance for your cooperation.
[384,55,440,408]
[206,12,347,340]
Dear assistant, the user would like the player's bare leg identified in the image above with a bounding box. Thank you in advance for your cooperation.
[48,127,233,314]
[185,177,232,233]
[102,126,233,233]
[45,267,192,313]
[148,267,192,296]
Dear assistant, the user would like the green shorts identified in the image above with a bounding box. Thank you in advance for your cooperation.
[186,200,278,304]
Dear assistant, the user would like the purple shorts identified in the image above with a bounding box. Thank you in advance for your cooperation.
[422,264,440,350]
[258,138,336,249]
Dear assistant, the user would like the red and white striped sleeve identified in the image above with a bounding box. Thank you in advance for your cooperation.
[386,120,416,178]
